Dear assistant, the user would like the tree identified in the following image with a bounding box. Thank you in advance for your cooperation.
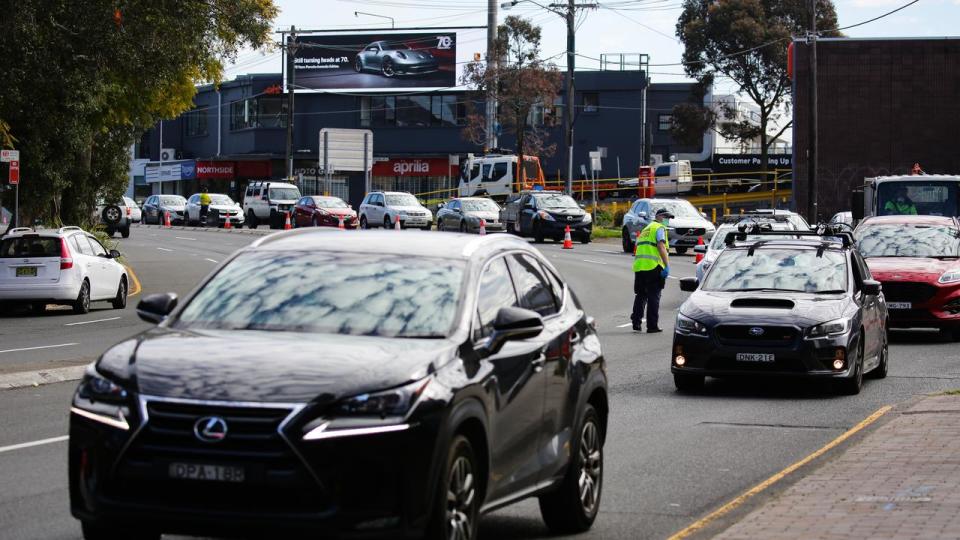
[0,0,278,224]
[675,0,840,172]
[461,16,562,160]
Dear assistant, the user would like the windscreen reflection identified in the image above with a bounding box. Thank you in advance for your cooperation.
[703,248,848,293]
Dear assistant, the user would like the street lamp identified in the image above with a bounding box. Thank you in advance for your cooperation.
[354,11,395,29]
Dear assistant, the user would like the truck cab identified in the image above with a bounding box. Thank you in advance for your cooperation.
[457,153,546,200]
[856,175,960,221]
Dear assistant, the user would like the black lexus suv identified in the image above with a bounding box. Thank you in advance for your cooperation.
[68,230,608,540]
[672,226,889,395]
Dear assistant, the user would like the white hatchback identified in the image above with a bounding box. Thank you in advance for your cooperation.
[0,226,128,314]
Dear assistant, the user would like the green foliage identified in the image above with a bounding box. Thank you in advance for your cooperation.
[0,0,278,224]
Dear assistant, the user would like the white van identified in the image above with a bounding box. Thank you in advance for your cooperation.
[242,181,302,229]
[653,160,693,195]
[457,154,546,200]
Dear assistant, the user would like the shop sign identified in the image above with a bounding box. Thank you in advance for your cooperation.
[196,161,235,179]
[372,157,458,177]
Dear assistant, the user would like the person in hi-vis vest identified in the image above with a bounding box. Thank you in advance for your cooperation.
[631,208,673,333]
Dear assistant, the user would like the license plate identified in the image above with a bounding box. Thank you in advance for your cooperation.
[736,352,775,363]
[168,463,245,483]
[887,302,911,309]
[16,267,37,277]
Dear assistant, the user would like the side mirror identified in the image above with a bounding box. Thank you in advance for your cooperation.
[476,306,544,358]
[437,202,446,209]
[679,277,699,292]
[862,279,881,296]
[637,211,647,219]
[700,212,708,219]
[108,249,122,259]
[693,245,707,254]
[136,292,178,324]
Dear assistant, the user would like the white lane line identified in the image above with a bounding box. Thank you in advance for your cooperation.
[582,259,608,265]
[0,435,69,454]
[0,343,79,355]
[204,258,219,263]
[156,247,173,252]
[65,317,121,327]
[593,249,624,254]
[616,322,634,328]
[174,236,197,241]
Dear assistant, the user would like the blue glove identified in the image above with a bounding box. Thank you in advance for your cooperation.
[661,265,670,279]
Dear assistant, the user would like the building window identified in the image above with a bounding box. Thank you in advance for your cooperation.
[185,109,208,137]
[229,97,287,130]
[582,92,599,113]
[658,114,672,131]
[360,95,464,128]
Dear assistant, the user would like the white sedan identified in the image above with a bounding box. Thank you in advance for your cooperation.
[185,193,245,227]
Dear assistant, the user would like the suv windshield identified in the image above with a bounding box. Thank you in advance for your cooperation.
[703,248,848,293]
[269,188,300,200]
[175,252,464,338]
[386,194,420,207]
[209,195,234,205]
[652,201,699,218]
[856,223,960,258]
[160,196,185,205]
[537,194,578,209]
[462,199,499,212]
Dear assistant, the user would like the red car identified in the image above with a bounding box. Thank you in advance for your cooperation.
[292,195,358,228]
[855,215,960,340]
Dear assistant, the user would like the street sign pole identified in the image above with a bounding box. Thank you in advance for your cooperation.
[7,159,20,228]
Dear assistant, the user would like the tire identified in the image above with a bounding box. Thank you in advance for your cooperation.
[29,302,46,315]
[459,221,468,233]
[538,404,603,534]
[381,58,395,78]
[269,209,279,230]
[427,435,480,540]
[836,339,864,395]
[120,226,130,239]
[111,277,127,309]
[101,205,122,226]
[385,216,395,229]
[73,280,91,315]
[622,228,633,253]
[437,219,444,232]
[675,247,688,255]
[422,225,432,231]
[580,233,591,244]
[360,215,369,229]
[313,216,320,227]
[105,228,116,238]
[533,221,545,243]
[81,521,160,540]
[674,373,705,393]
[246,211,258,229]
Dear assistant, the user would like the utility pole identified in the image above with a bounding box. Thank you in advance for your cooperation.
[286,25,297,182]
[806,1,818,223]
[564,0,575,195]
[486,0,499,152]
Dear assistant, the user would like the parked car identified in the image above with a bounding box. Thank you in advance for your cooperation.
[695,216,800,281]
[355,40,439,78]
[358,191,433,230]
[292,195,358,228]
[0,226,128,314]
[123,197,142,223]
[855,215,960,340]
[830,211,854,227]
[437,197,505,233]
[673,228,888,394]
[95,198,133,238]
[69,231,608,540]
[142,195,187,225]
[745,208,812,231]
[242,181,302,229]
[185,193,244,227]
[621,198,715,254]
[501,191,592,243]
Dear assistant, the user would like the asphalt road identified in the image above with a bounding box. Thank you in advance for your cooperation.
[2,226,960,540]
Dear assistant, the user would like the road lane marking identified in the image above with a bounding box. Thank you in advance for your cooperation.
[581,259,608,265]
[616,322,643,328]
[204,258,219,263]
[0,435,69,454]
[156,247,173,252]
[0,343,79,355]
[593,249,624,254]
[667,405,893,540]
[65,317,121,327]
[175,236,196,241]
[123,264,142,297]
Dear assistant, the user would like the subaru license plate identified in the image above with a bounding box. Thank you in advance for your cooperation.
[736,352,775,363]
[168,463,245,483]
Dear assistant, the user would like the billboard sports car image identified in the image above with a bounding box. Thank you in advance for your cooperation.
[294,32,461,91]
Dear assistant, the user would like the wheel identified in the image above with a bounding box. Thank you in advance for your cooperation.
[836,339,864,395]
[313,216,320,227]
[246,211,258,229]
[359,215,369,229]
[675,247,688,255]
[533,221,544,243]
[101,205,122,226]
[355,56,363,73]
[111,277,127,309]
[269,209,279,230]
[385,216,396,229]
[73,280,91,315]
[120,226,130,239]
[81,521,160,540]
[622,228,633,253]
[422,225,432,231]
[674,373,705,392]
[427,435,480,540]
[381,58,395,78]
[580,233,591,244]
[29,302,46,315]
[538,403,603,534]
[105,228,115,238]
[437,219,444,232]
[868,335,888,379]
[459,221,468,233]
[510,221,520,235]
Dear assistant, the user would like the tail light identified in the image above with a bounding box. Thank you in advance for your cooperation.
[60,238,74,270]
[126,207,131,216]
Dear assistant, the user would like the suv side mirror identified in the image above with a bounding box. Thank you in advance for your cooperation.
[862,279,881,296]
[679,277,699,292]
[137,292,178,324]
[637,211,647,219]
[108,249,122,259]
[475,306,544,358]
[693,244,707,254]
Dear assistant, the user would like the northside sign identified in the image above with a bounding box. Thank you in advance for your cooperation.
[195,161,235,179]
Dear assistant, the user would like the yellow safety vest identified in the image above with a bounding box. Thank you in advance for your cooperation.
[200,193,212,206]
[633,221,668,272]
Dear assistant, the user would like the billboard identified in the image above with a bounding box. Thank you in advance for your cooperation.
[292,29,483,92]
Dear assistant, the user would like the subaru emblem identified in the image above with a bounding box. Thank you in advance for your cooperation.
[748,327,765,337]
[193,416,228,443]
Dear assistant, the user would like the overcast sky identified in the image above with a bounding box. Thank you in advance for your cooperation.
[224,0,949,93]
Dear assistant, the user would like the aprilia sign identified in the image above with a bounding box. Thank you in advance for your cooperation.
[373,157,457,177]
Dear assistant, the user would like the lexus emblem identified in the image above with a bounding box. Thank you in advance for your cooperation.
[194,416,228,443]
[748,327,765,337]
[567,215,573,221]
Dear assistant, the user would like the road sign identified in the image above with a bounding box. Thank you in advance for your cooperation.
[9,160,19,184]
[1,150,19,162]
[318,128,373,173]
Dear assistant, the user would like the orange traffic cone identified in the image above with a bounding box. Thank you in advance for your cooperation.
[224,215,232,229]
[394,217,401,231]
[562,225,574,249]
[694,236,704,263]
[283,211,292,230]
[163,211,172,228]
[338,215,345,230]
[479,219,487,236]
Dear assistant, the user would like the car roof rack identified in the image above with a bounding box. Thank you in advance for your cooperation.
[724,225,854,248]
[719,213,791,224]
[58,226,83,234]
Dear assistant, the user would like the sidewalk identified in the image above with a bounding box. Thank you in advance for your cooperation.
[718,394,960,539]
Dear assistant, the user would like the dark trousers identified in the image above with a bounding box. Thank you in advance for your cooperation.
[199,205,209,224]
[632,268,665,329]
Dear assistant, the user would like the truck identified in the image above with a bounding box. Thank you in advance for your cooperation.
[852,174,960,221]
[457,153,547,201]
[617,160,694,195]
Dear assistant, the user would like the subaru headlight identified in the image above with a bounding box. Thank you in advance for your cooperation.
[582,213,593,224]
[538,210,556,221]
[676,313,708,335]
[939,270,960,284]
[806,318,850,339]
[335,378,432,418]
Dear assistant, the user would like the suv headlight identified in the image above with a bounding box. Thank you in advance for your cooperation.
[335,378,431,418]
[582,213,593,224]
[939,270,960,284]
[806,318,850,339]
[72,367,131,430]
[537,210,556,221]
[78,371,128,403]
[676,313,708,335]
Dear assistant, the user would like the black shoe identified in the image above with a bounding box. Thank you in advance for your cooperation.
[647,327,663,333]
[632,323,642,331]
